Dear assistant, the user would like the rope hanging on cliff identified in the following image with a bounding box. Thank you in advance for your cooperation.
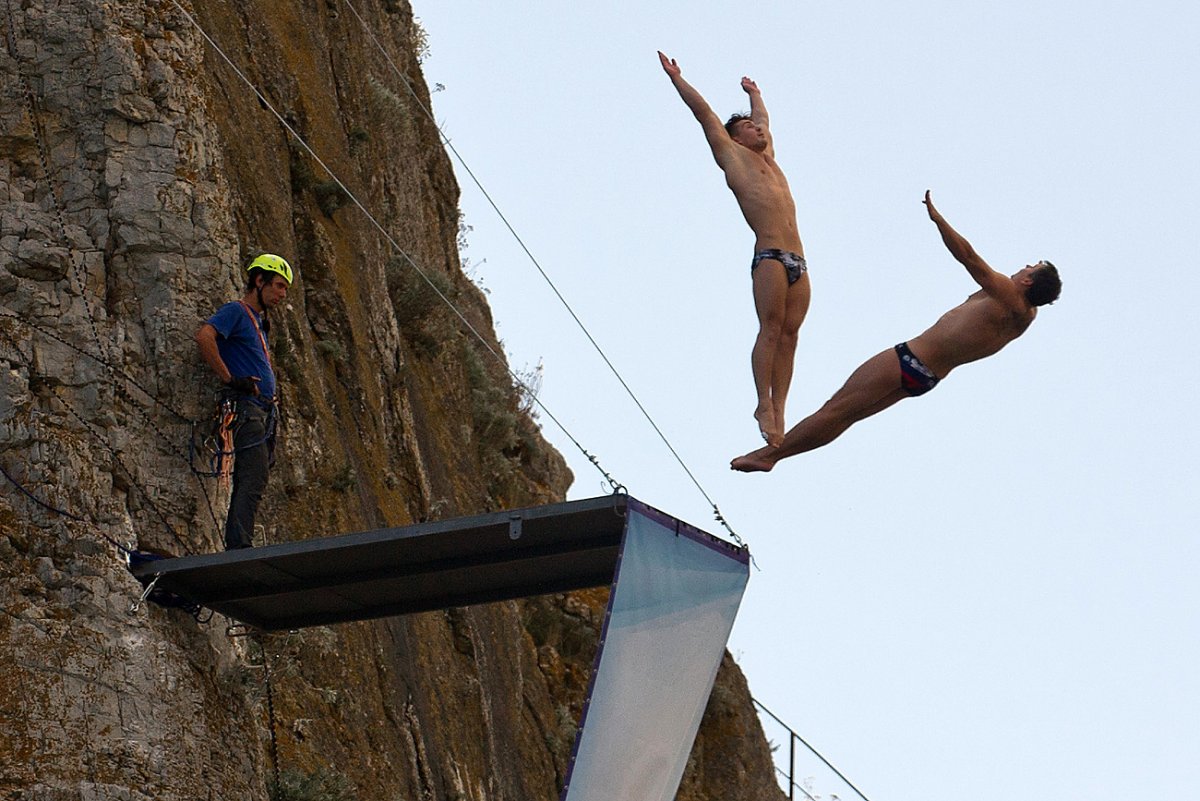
[342,0,743,547]
[0,329,136,553]
[0,310,226,502]
[0,422,182,564]
[0,322,213,610]
[0,462,84,522]
[0,312,194,423]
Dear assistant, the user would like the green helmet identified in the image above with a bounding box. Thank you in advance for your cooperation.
[247,253,294,285]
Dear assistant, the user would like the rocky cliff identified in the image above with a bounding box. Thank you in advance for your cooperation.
[0,2,784,799]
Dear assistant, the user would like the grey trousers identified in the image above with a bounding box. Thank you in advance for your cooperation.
[223,400,271,550]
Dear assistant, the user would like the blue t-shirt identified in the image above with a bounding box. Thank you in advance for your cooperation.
[207,301,276,403]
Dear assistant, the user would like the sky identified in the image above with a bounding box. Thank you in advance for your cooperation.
[397,3,1198,799]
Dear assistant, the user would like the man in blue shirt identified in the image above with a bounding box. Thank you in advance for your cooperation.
[195,254,293,549]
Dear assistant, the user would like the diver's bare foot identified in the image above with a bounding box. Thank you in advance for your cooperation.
[753,405,780,446]
[730,445,777,473]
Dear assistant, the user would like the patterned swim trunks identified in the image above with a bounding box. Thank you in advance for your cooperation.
[750,248,807,285]
[895,342,939,396]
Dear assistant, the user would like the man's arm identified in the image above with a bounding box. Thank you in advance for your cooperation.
[658,51,737,168]
[923,191,1020,305]
[196,323,260,394]
[741,77,774,157]
[195,324,232,384]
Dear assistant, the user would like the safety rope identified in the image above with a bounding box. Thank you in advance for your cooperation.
[0,441,142,558]
[0,326,192,554]
[109,380,225,533]
[0,461,87,523]
[49,383,195,556]
[0,309,226,534]
[0,327,147,555]
[341,0,744,547]
[0,311,215,520]
[0,312,192,423]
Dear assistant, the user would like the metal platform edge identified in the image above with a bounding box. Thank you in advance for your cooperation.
[129,494,632,579]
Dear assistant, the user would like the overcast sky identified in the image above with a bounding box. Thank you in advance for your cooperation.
[387,3,1198,799]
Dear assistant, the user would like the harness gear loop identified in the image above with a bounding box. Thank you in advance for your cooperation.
[217,399,237,485]
[190,398,275,479]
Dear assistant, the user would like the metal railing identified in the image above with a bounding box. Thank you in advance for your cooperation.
[752,698,875,801]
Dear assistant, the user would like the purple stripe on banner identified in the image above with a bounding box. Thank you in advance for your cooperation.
[627,497,751,564]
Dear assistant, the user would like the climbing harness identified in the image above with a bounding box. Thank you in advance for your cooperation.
[189,398,238,481]
[184,301,282,480]
[189,396,276,481]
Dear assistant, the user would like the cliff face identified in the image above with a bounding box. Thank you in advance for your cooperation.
[0,2,784,800]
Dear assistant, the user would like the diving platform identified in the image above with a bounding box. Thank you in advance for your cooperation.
[127,494,742,632]
[130,493,751,801]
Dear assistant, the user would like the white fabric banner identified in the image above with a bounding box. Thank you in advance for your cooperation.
[561,503,750,801]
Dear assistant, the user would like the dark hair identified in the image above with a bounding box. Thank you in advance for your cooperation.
[244,268,287,292]
[725,113,752,138]
[244,268,265,291]
[1026,261,1062,307]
